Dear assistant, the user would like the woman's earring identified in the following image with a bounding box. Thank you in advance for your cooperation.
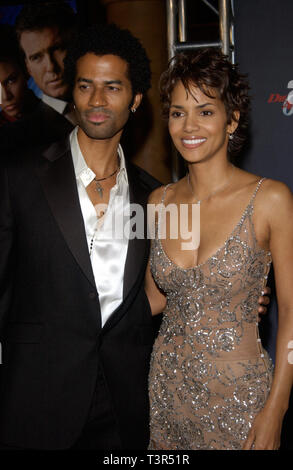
[229,133,234,140]
[131,108,136,113]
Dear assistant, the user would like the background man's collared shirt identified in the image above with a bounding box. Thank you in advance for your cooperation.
[42,94,77,125]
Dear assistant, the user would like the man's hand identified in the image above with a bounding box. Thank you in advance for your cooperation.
[257,286,271,321]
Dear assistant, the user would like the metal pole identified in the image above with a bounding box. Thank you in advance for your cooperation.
[176,40,221,52]
[201,0,219,16]
[166,0,177,60]
[219,0,231,58]
[230,0,235,63]
[178,0,187,42]
[166,1,180,181]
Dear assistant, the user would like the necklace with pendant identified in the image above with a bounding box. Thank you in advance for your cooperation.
[94,168,119,198]
[187,165,235,204]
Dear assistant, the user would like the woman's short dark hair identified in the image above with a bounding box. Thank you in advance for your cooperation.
[160,48,250,157]
[64,24,151,97]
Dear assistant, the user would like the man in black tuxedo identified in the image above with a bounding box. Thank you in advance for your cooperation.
[0,23,160,451]
[0,24,270,451]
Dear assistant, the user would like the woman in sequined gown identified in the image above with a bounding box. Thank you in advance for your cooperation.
[145,49,293,450]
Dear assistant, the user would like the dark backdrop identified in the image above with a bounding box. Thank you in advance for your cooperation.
[234,0,293,449]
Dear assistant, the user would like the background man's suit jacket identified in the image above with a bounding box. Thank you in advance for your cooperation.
[0,98,73,157]
[0,136,161,449]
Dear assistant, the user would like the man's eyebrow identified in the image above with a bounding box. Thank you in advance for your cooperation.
[76,79,123,85]
[104,80,122,85]
[77,77,93,83]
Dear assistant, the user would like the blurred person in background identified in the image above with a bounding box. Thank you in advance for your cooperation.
[15,1,78,125]
[0,3,77,156]
[0,24,37,126]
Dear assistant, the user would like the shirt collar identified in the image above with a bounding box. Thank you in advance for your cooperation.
[42,93,68,114]
[70,126,128,188]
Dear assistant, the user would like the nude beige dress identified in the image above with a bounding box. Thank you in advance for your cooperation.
[148,178,274,450]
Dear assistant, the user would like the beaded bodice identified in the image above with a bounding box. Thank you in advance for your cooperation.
[150,178,272,361]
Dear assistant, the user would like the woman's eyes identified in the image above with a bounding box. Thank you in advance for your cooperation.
[200,110,213,116]
[171,111,184,118]
[170,110,213,118]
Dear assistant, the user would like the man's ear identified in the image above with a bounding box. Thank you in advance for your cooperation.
[228,110,240,134]
[131,93,143,112]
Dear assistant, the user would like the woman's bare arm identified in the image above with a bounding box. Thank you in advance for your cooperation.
[243,180,293,450]
[145,259,167,316]
[144,187,167,316]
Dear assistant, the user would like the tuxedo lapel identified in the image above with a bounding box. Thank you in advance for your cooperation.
[102,162,150,333]
[122,161,150,300]
[36,137,96,289]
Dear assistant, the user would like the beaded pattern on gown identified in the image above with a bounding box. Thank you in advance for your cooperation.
[148,178,274,450]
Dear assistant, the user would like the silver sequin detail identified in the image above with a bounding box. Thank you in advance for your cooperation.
[148,179,274,450]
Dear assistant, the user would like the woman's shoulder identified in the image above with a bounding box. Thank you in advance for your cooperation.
[148,185,167,205]
[261,177,293,200]
[148,180,182,204]
[255,177,293,223]
[236,169,292,203]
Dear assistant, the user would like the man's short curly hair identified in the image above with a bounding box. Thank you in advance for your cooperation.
[160,48,250,158]
[63,24,151,97]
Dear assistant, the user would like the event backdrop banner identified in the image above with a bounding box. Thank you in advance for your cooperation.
[234,0,293,449]
[234,0,293,355]
[235,0,293,360]
[234,0,293,189]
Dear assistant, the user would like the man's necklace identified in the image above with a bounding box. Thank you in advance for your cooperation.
[187,165,235,204]
[89,155,120,253]
[94,168,119,198]
[89,222,99,257]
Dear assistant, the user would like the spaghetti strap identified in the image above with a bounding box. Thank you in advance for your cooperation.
[157,184,172,239]
[160,183,172,205]
[249,177,266,207]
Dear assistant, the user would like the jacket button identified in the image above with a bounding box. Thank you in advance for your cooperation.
[89,292,96,300]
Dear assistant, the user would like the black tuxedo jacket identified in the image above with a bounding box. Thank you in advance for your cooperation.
[0,99,73,157]
[0,135,161,449]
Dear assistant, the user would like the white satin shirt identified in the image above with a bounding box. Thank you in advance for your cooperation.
[70,127,130,327]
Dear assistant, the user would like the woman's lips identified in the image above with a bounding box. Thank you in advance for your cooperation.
[181,137,207,149]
